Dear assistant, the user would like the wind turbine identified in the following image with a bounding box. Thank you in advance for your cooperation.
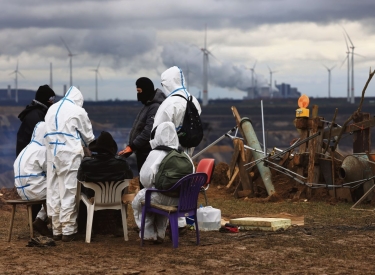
[323,64,336,98]
[340,34,351,102]
[246,60,257,99]
[267,65,278,96]
[60,37,76,88]
[91,60,101,101]
[9,60,25,103]
[200,25,219,107]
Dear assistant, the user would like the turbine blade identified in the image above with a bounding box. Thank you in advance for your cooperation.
[60,36,72,55]
[343,33,350,52]
[322,64,329,70]
[97,60,101,70]
[18,71,25,78]
[330,65,336,70]
[354,53,366,58]
[208,51,221,64]
[253,60,257,69]
[342,26,354,47]
[339,56,347,68]
[267,65,271,72]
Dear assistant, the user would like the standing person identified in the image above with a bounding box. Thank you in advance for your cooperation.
[152,66,202,157]
[152,66,202,232]
[132,122,194,243]
[119,77,166,189]
[14,122,50,236]
[44,86,95,242]
[17,84,55,156]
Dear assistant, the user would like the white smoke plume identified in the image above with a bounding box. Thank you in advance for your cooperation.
[161,42,267,92]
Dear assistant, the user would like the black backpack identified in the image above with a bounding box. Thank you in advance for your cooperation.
[153,145,194,197]
[172,94,204,148]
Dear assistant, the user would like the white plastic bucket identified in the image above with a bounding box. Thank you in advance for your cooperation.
[196,206,221,231]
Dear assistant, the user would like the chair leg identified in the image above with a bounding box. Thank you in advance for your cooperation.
[194,214,200,245]
[203,189,208,206]
[7,205,16,242]
[121,204,128,241]
[85,205,94,243]
[169,215,179,248]
[140,206,147,247]
[27,205,34,238]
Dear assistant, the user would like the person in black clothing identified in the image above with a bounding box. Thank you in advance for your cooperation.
[119,77,166,189]
[77,131,133,236]
[16,84,55,224]
[78,131,133,184]
[16,84,55,156]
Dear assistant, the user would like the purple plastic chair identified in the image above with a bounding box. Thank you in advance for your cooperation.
[140,173,208,248]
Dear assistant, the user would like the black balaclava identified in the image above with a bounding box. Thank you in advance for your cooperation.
[136,77,156,104]
[35,85,56,107]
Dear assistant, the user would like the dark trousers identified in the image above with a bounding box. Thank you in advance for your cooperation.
[135,151,150,190]
[32,204,42,221]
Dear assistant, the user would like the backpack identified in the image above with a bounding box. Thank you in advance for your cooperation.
[172,94,204,148]
[153,145,194,197]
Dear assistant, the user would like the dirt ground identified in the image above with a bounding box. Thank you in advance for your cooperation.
[1,163,375,274]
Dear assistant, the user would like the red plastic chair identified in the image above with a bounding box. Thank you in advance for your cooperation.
[196,158,215,206]
[140,173,207,248]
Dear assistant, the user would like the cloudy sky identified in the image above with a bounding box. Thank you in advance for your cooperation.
[0,0,374,102]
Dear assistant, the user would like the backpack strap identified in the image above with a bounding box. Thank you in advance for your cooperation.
[153,145,182,153]
[172,94,192,102]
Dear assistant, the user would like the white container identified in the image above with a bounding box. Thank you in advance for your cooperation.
[196,206,221,231]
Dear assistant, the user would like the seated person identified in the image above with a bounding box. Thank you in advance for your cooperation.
[78,131,133,184]
[131,122,195,244]
[77,131,133,235]
[13,122,50,236]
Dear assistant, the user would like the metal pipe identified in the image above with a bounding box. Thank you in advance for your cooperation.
[191,126,237,160]
[240,117,275,196]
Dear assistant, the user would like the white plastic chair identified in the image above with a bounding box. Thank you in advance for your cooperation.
[78,180,130,243]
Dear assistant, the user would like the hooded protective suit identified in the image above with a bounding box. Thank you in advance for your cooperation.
[132,122,195,240]
[44,86,95,236]
[152,66,202,156]
[14,121,47,220]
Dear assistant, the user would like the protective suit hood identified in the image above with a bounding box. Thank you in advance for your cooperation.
[64,86,84,107]
[150,122,178,150]
[161,66,188,98]
[32,122,46,146]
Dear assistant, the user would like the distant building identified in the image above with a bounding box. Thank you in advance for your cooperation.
[275,83,301,98]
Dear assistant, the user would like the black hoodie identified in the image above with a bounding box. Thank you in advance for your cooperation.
[128,88,166,153]
[16,101,48,156]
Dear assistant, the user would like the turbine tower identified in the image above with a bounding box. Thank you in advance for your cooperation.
[201,26,209,107]
[9,60,24,103]
[267,65,278,96]
[91,60,101,101]
[247,60,257,99]
[60,37,76,87]
[200,26,219,106]
[342,28,357,104]
[323,64,336,98]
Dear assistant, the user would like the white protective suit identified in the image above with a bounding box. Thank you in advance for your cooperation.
[152,66,202,157]
[132,122,195,240]
[152,66,202,228]
[14,121,47,220]
[44,86,95,236]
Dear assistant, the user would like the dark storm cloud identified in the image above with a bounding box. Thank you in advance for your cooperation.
[1,0,374,31]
